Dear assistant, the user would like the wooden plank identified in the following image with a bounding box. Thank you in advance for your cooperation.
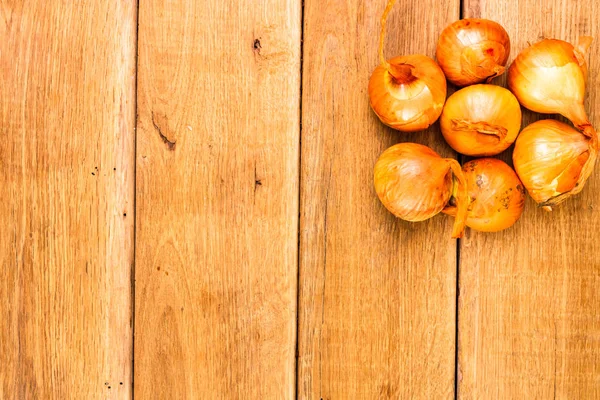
[298,0,460,398]
[458,1,600,398]
[0,1,136,398]
[134,0,301,397]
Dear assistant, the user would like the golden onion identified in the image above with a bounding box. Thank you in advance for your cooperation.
[440,84,522,156]
[513,119,598,209]
[443,158,526,232]
[508,37,594,134]
[436,19,510,87]
[368,0,446,132]
[374,143,467,238]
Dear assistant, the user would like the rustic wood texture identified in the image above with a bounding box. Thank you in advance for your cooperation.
[298,0,460,398]
[0,1,136,398]
[134,0,301,398]
[458,1,600,398]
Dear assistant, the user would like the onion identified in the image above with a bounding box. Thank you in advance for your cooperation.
[513,119,598,209]
[443,159,526,232]
[436,19,510,87]
[440,84,522,156]
[374,143,467,238]
[508,37,595,134]
[368,0,446,132]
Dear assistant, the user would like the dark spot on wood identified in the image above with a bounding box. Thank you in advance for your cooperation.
[181,307,184,311]
[253,38,262,53]
[108,386,111,389]
[113,167,116,171]
[91,172,95,176]
[165,271,169,276]
[255,179,262,186]
[157,267,161,271]
[105,382,108,386]
[123,213,127,217]
[120,382,123,385]
[95,166,98,170]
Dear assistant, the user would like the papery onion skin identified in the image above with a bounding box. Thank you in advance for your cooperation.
[513,119,597,209]
[508,37,593,131]
[374,143,468,238]
[440,84,521,156]
[444,159,526,232]
[436,19,510,87]
[369,55,447,132]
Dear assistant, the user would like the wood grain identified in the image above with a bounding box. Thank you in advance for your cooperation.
[0,1,136,398]
[458,1,600,398]
[134,0,301,397]
[298,0,459,398]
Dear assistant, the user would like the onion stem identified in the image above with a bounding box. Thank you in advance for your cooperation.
[576,36,593,56]
[566,103,594,132]
[378,0,398,72]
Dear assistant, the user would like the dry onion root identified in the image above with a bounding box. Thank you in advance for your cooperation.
[436,19,510,87]
[368,0,447,132]
[513,119,598,210]
[440,84,521,156]
[374,143,468,238]
[443,159,526,232]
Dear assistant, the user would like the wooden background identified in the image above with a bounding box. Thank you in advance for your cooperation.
[1,0,598,398]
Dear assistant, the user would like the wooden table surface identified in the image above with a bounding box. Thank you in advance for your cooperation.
[2,0,599,398]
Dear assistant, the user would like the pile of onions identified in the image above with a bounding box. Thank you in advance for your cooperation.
[440,84,521,156]
[443,159,526,232]
[369,7,597,236]
[374,143,468,238]
[513,120,598,209]
[436,19,510,86]
[368,0,447,132]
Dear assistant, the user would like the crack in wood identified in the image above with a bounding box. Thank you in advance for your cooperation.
[151,112,176,151]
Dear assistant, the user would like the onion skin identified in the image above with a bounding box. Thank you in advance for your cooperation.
[440,84,521,156]
[374,143,468,238]
[369,55,447,132]
[508,37,594,131]
[443,159,526,232]
[513,119,598,209]
[436,19,510,87]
